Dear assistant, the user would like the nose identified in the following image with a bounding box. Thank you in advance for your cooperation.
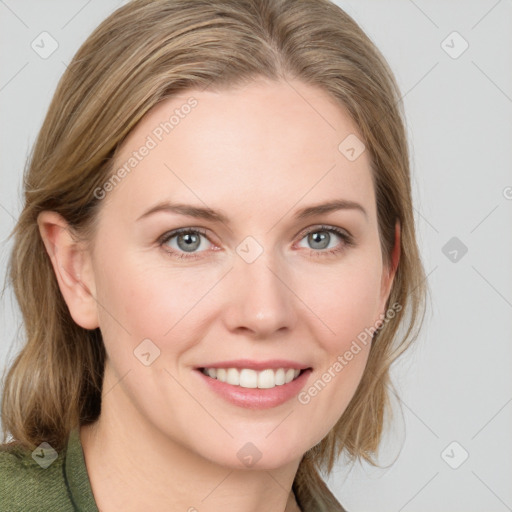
[222,249,297,338]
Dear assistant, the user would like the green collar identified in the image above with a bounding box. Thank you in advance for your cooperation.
[64,427,99,511]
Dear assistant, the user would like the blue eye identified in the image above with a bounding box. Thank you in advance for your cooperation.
[158,225,354,261]
[297,225,354,257]
[158,228,213,260]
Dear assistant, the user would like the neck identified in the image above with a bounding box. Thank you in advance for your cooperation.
[79,372,302,512]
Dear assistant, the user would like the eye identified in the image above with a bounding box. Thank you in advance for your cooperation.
[158,224,355,261]
[296,225,354,257]
[158,228,215,260]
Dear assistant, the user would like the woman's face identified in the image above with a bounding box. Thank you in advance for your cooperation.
[82,78,396,468]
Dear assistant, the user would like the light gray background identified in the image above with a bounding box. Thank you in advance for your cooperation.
[1,1,511,511]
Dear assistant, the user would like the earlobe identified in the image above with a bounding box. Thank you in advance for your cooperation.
[37,211,99,330]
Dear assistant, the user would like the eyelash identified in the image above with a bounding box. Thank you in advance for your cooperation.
[157,225,355,261]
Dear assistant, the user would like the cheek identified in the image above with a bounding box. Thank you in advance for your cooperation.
[293,263,382,443]
[300,258,384,349]
[94,252,217,354]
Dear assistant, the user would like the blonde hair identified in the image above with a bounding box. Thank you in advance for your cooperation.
[1,0,427,509]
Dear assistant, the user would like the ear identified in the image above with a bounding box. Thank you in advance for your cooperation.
[378,220,400,315]
[37,211,99,330]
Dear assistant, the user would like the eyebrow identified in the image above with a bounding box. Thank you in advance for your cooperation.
[136,199,367,224]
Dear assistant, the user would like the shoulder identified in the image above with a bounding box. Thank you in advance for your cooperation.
[0,441,72,512]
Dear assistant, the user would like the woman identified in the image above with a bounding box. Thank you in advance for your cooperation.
[0,0,426,510]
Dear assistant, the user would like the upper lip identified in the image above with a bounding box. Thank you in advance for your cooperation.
[197,359,312,371]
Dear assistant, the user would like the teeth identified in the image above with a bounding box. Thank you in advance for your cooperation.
[202,367,302,389]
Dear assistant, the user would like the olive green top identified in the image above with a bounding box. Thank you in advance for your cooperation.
[0,428,99,511]
[0,429,344,512]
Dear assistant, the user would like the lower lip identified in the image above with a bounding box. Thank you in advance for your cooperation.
[195,368,312,409]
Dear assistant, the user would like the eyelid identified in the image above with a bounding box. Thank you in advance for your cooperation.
[158,224,354,260]
[158,225,352,245]
[157,227,216,248]
[295,223,353,241]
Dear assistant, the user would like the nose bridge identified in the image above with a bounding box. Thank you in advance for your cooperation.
[225,238,296,335]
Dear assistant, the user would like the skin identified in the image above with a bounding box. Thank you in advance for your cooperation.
[38,78,399,512]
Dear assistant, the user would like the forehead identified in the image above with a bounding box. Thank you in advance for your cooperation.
[104,78,375,221]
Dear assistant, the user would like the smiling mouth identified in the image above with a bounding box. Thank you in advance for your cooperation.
[197,367,309,389]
